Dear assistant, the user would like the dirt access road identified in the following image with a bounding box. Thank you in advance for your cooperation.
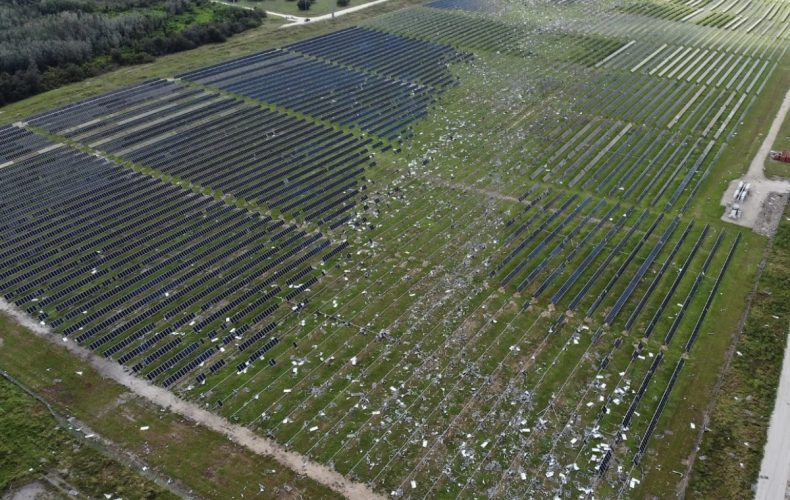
[0,299,385,500]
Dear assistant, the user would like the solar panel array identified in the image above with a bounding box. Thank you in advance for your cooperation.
[177,28,470,141]
[31,79,374,226]
[178,48,434,140]
[283,27,471,88]
[1,1,771,494]
[27,79,188,134]
[427,0,495,12]
[0,125,53,164]
[366,7,528,54]
[0,127,336,388]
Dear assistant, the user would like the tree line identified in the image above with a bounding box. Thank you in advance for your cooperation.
[0,0,264,105]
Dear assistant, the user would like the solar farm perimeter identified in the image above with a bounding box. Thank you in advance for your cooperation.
[1,0,788,497]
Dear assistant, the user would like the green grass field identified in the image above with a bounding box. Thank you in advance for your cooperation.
[0,376,175,498]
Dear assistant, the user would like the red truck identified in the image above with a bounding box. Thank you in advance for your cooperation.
[770,150,790,163]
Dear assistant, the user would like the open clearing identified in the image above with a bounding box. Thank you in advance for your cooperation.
[720,86,790,233]
[1,0,789,497]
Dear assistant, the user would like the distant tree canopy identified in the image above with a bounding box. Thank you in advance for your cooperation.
[0,0,265,105]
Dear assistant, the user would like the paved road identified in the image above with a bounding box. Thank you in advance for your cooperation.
[756,325,790,500]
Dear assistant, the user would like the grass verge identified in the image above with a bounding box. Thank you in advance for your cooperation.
[686,198,790,498]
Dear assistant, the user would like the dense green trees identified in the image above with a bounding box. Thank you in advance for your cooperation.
[0,0,264,105]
